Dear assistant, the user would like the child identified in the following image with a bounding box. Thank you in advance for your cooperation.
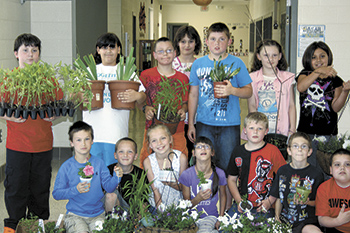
[316,149,350,233]
[104,137,145,212]
[246,39,296,137]
[179,137,227,232]
[261,132,324,233]
[172,25,201,162]
[227,112,286,217]
[296,41,350,168]
[83,32,146,166]
[188,22,252,174]
[52,121,123,233]
[143,124,188,208]
[140,37,189,167]
[2,33,62,233]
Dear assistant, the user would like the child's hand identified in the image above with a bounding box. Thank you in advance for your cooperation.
[77,181,90,193]
[1,114,27,123]
[118,89,138,103]
[43,116,58,122]
[114,165,123,178]
[214,80,233,98]
[197,189,211,201]
[342,81,350,92]
[315,65,337,78]
[177,108,186,121]
[336,204,350,226]
[257,199,270,213]
[215,220,220,230]
[145,106,156,121]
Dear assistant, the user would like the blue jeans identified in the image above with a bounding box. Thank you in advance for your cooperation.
[196,122,240,172]
[227,201,275,219]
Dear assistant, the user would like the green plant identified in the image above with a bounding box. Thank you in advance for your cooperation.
[73,54,97,80]
[116,47,138,81]
[197,170,208,186]
[314,134,350,153]
[17,216,65,233]
[209,56,241,82]
[78,161,94,178]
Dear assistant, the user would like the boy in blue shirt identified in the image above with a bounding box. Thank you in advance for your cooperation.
[52,121,122,233]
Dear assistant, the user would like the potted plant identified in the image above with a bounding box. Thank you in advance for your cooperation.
[107,47,141,110]
[197,170,212,191]
[16,214,65,233]
[78,160,94,190]
[209,56,241,98]
[238,194,253,212]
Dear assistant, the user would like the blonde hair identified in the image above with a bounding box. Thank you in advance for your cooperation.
[146,124,172,145]
[244,112,268,129]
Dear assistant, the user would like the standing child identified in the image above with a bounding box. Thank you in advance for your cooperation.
[143,124,188,208]
[316,149,350,233]
[261,132,324,233]
[172,25,202,161]
[246,39,296,138]
[296,41,350,169]
[52,121,123,233]
[140,37,189,167]
[83,32,146,166]
[179,137,227,232]
[227,112,286,217]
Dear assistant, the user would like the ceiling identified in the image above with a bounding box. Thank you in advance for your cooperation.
[159,0,250,5]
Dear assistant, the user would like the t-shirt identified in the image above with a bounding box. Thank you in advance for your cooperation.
[189,54,251,126]
[227,143,286,206]
[179,166,227,218]
[316,178,350,233]
[296,70,343,135]
[270,164,324,228]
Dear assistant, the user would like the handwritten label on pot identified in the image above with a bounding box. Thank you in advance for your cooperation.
[96,93,100,101]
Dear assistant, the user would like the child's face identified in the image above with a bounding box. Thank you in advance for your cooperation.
[14,44,40,68]
[114,140,137,166]
[206,32,231,58]
[70,130,93,157]
[193,143,213,162]
[287,137,312,163]
[148,128,172,155]
[244,120,268,144]
[179,35,195,56]
[330,154,350,186]
[257,45,281,70]
[311,48,329,70]
[97,45,120,66]
[153,41,176,66]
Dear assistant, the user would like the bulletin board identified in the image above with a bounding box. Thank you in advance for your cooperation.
[298,25,325,57]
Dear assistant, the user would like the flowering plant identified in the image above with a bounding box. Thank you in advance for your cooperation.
[78,161,94,178]
[314,134,350,153]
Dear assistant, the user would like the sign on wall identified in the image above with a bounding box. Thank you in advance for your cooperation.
[298,25,326,57]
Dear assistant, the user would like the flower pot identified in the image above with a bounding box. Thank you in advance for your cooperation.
[68,108,76,117]
[296,186,311,203]
[22,109,29,119]
[239,200,253,211]
[6,106,15,117]
[158,170,177,182]
[89,80,106,110]
[200,179,212,191]
[316,150,331,176]
[0,103,8,117]
[38,106,47,119]
[213,81,228,99]
[107,80,140,110]
[80,177,92,192]
[46,106,54,118]
[154,118,179,135]
[14,106,22,118]
[30,108,38,120]
[143,225,198,233]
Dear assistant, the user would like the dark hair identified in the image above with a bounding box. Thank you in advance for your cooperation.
[115,137,137,153]
[193,136,219,197]
[251,39,288,72]
[154,37,173,51]
[93,32,123,64]
[330,148,350,166]
[302,41,333,71]
[173,25,202,56]
[288,132,312,148]
[68,121,94,141]
[14,33,41,54]
[207,22,230,39]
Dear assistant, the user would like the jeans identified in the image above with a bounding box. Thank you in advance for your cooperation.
[196,122,240,172]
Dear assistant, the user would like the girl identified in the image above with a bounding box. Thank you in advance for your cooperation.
[83,33,146,166]
[172,25,202,163]
[245,39,296,139]
[143,124,188,208]
[179,137,227,232]
[296,41,350,168]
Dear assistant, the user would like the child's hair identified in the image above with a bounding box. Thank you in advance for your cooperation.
[330,148,350,166]
[193,136,219,197]
[154,37,173,51]
[115,137,137,153]
[243,112,269,129]
[68,121,94,141]
[146,124,172,144]
[207,22,230,40]
[287,132,312,148]
[173,25,202,56]
[93,32,123,65]
[251,39,288,72]
[14,33,41,54]
[302,41,333,71]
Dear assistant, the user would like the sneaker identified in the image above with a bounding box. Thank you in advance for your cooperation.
[3,227,15,233]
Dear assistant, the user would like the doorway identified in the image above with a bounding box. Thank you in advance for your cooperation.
[167,23,188,42]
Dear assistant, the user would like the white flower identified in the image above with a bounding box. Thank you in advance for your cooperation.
[177,199,188,209]
[190,211,198,220]
[122,211,128,220]
[95,220,104,231]
[218,215,230,226]
[158,203,166,212]
[343,140,350,149]
[247,212,254,221]
[111,213,119,220]
[313,135,327,143]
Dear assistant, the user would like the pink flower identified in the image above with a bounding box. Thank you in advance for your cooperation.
[83,165,94,177]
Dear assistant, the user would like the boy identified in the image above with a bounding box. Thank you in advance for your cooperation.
[2,33,62,233]
[52,121,122,233]
[187,22,252,175]
[227,112,286,217]
[139,37,189,167]
[316,149,350,233]
[262,132,324,232]
[104,137,145,212]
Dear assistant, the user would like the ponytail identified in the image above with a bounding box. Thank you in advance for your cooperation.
[211,161,219,197]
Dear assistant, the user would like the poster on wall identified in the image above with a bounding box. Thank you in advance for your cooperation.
[298,25,325,57]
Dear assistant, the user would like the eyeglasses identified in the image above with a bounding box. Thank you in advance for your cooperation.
[155,49,174,55]
[290,144,309,150]
[195,144,211,150]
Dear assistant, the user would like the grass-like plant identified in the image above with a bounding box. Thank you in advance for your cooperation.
[73,54,98,80]
[116,47,138,81]
[209,56,241,82]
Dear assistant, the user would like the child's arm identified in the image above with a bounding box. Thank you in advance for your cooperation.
[318,204,350,228]
[275,198,282,222]
[257,195,277,213]
[297,66,337,93]
[219,185,227,217]
[332,80,350,112]
[118,90,146,110]
[188,85,199,143]
[182,184,211,207]
[227,175,243,212]
[0,115,27,123]
[247,94,257,113]
[288,84,297,134]
[216,80,252,98]
[143,157,162,208]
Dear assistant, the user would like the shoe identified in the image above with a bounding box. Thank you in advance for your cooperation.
[3,227,15,233]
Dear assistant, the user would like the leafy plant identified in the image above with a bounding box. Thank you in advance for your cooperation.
[116,47,138,81]
[17,215,65,233]
[314,134,350,153]
[209,56,241,82]
[239,194,252,211]
[78,161,94,178]
[197,170,208,186]
[73,54,98,80]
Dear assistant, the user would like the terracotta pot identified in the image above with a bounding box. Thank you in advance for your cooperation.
[143,225,198,233]
[107,80,140,110]
[213,81,228,99]
[89,80,106,110]
[154,118,179,135]
[316,150,332,175]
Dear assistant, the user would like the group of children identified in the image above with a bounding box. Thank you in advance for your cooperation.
[3,20,350,233]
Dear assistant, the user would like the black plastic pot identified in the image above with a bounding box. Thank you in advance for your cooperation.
[30,108,38,120]
[38,106,46,119]
[68,108,76,117]
[46,106,53,118]
[22,109,29,119]
[6,105,16,118]
[14,106,22,118]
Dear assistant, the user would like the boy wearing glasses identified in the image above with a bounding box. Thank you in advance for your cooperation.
[260,131,323,232]
[139,37,189,167]
[227,112,286,217]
